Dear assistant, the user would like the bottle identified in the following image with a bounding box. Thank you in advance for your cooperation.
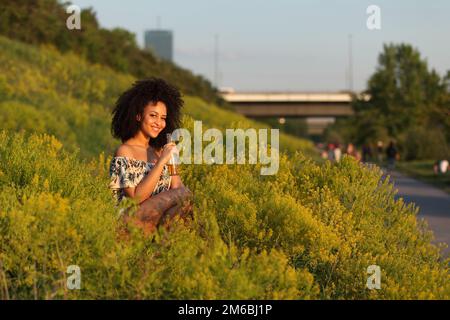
[166,133,179,176]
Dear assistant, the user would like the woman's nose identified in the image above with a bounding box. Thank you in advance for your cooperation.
[157,118,165,126]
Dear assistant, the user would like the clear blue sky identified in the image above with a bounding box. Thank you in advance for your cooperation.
[73,0,449,92]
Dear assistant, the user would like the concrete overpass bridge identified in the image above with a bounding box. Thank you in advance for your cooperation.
[219,91,355,135]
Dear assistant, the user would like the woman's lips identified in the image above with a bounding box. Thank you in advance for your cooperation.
[151,126,160,133]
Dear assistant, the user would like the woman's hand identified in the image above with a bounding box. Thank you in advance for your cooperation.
[157,142,178,165]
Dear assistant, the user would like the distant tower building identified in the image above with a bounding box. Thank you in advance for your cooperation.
[144,30,173,62]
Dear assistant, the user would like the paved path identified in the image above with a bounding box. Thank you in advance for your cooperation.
[387,171,450,257]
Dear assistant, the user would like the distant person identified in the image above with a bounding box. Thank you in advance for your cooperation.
[334,143,342,162]
[433,161,439,175]
[318,143,328,160]
[346,143,355,156]
[386,141,398,171]
[346,143,361,161]
[327,143,335,161]
[434,160,449,174]
[439,159,449,174]
[361,144,373,163]
[376,141,384,164]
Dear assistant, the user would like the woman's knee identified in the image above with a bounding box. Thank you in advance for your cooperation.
[133,187,193,222]
[136,198,164,224]
[178,187,194,219]
[121,210,157,236]
[176,186,193,204]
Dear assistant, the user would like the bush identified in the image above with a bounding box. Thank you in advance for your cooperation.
[184,152,449,299]
[1,132,448,299]
[0,131,320,299]
[401,127,450,160]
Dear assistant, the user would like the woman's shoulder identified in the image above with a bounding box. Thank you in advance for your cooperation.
[114,144,135,158]
[110,145,138,170]
[110,145,153,168]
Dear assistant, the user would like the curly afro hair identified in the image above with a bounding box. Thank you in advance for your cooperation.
[111,78,184,149]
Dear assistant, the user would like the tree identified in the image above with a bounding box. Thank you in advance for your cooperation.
[333,43,449,159]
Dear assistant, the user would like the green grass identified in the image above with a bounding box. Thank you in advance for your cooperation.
[397,161,450,194]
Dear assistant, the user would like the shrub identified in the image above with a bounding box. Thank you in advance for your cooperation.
[0,131,320,299]
[401,127,450,160]
[183,152,449,299]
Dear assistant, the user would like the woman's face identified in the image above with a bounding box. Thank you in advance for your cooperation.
[138,101,167,139]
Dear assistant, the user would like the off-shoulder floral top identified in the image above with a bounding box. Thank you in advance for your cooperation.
[109,156,171,202]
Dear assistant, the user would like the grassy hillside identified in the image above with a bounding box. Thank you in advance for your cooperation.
[0,0,222,105]
[0,36,449,299]
[0,35,315,159]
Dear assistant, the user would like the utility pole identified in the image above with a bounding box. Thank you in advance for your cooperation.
[214,33,219,89]
[348,34,354,93]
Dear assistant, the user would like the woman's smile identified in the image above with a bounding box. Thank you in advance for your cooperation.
[151,125,161,135]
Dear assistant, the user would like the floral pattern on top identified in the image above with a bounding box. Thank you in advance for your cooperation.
[109,156,171,202]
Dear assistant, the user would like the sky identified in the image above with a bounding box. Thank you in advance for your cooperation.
[72,0,450,92]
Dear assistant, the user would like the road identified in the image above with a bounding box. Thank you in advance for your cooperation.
[388,171,450,257]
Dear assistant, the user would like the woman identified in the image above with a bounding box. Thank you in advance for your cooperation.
[109,78,193,234]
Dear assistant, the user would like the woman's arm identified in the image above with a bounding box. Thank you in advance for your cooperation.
[123,160,165,204]
[117,144,176,204]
